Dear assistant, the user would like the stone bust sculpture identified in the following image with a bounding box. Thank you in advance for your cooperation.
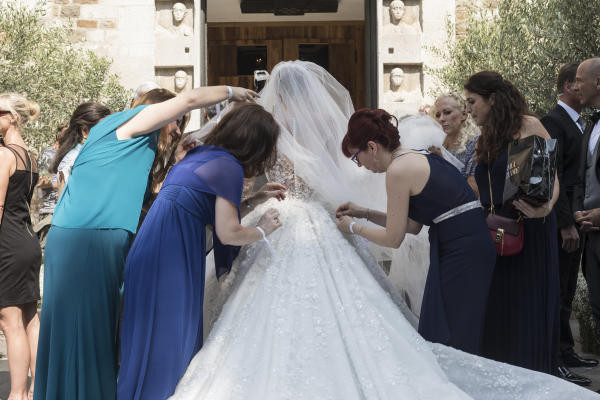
[389,0,405,24]
[384,67,422,103]
[174,70,188,92]
[385,0,420,34]
[157,2,192,37]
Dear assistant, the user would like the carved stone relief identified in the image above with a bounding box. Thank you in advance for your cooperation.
[154,1,194,66]
[382,64,422,104]
[155,67,193,94]
[382,0,421,35]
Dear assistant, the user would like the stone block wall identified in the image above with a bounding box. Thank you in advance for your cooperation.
[47,0,156,91]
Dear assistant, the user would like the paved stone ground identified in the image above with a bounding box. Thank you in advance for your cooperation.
[1,318,599,399]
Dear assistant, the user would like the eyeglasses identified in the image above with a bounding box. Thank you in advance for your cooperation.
[350,149,362,165]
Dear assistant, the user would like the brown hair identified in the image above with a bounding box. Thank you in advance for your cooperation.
[341,108,401,157]
[556,63,579,94]
[464,71,528,163]
[132,88,190,191]
[50,102,111,173]
[202,103,279,177]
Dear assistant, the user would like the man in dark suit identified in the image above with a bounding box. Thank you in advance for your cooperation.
[574,58,600,366]
[542,63,598,385]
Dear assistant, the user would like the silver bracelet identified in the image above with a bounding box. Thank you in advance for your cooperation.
[349,221,356,234]
[256,226,275,255]
[225,85,233,100]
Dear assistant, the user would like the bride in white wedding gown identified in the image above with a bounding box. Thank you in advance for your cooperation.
[170,61,597,399]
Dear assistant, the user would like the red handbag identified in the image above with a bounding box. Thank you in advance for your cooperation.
[486,165,524,256]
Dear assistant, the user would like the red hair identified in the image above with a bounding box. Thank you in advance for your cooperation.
[341,108,401,157]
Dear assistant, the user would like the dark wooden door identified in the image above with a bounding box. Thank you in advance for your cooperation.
[207,22,365,108]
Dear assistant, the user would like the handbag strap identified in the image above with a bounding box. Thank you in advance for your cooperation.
[487,152,495,215]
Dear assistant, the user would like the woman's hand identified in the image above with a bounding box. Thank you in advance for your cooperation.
[249,183,286,206]
[257,208,282,235]
[428,146,443,157]
[231,87,259,103]
[336,201,367,219]
[336,215,356,234]
[174,135,197,163]
[512,199,552,219]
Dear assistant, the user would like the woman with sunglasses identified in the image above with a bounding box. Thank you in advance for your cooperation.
[0,93,41,400]
[34,84,258,400]
[336,108,496,356]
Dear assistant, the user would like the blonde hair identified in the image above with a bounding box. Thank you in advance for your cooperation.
[0,93,40,129]
[434,92,479,154]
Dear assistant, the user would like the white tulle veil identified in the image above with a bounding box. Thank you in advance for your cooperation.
[190,60,457,212]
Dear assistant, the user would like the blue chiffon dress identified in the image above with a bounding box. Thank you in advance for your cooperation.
[117,146,244,400]
[399,152,496,355]
[35,106,159,400]
[475,146,560,374]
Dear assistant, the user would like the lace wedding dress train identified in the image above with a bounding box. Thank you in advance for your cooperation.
[170,198,597,400]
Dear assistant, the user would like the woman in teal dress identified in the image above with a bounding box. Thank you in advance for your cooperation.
[34,85,259,400]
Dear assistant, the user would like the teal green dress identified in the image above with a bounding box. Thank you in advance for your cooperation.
[34,106,159,400]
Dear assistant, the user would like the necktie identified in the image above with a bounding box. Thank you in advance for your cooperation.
[577,116,586,132]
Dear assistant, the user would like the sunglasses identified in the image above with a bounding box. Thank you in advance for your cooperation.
[350,148,362,165]
[0,110,11,116]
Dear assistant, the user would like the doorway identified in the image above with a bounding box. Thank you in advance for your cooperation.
[207,22,366,108]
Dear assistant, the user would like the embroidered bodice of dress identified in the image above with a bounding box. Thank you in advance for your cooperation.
[266,153,314,201]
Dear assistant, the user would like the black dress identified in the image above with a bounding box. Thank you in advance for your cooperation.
[0,144,42,308]
[400,152,496,355]
[475,146,559,374]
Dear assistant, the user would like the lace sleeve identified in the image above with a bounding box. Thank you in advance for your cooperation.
[266,152,313,200]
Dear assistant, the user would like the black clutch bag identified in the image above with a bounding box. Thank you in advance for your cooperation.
[502,135,557,207]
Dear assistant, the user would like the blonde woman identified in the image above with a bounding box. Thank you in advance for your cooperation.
[434,92,480,195]
[0,93,42,400]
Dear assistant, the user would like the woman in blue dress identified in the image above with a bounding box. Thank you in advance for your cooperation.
[336,109,496,355]
[34,85,259,400]
[465,71,560,374]
[117,102,283,400]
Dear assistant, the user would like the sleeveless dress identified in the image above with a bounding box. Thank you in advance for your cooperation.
[0,144,41,308]
[475,146,560,374]
[34,106,159,400]
[117,146,244,400]
[397,151,496,354]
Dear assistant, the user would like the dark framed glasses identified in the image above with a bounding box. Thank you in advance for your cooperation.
[350,148,362,165]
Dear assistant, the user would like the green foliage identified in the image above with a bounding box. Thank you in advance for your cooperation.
[0,1,131,153]
[429,0,600,117]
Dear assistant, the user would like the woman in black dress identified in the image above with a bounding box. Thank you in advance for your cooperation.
[465,72,560,373]
[0,93,42,399]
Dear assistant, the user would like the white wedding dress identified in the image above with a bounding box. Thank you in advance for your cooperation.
[173,61,598,400]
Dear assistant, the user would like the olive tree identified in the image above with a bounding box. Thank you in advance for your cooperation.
[430,0,600,117]
[0,1,130,153]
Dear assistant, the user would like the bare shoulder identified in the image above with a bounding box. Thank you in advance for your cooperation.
[0,147,16,173]
[519,115,551,140]
[386,152,429,192]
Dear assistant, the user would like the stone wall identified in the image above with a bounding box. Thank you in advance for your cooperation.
[48,0,156,91]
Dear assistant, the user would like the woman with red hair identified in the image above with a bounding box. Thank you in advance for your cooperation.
[336,108,496,356]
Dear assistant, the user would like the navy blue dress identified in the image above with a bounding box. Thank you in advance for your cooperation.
[403,152,496,355]
[475,147,559,374]
[117,146,244,400]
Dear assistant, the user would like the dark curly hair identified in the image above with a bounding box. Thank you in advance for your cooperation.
[464,71,528,163]
[341,108,401,157]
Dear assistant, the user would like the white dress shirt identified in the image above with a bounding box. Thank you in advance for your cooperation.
[557,100,584,133]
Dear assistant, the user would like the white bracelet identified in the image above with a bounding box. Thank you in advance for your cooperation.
[349,221,356,234]
[256,226,275,255]
[225,85,233,100]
